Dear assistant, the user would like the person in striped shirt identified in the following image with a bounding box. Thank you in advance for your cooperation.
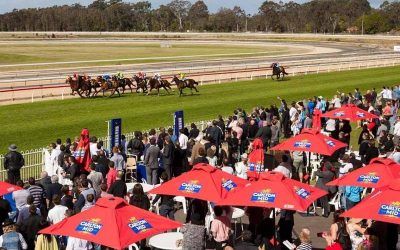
[27,177,45,209]
[297,228,312,250]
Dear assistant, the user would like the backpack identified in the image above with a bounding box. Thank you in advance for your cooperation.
[336,222,351,250]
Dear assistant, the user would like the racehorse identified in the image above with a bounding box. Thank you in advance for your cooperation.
[90,76,106,97]
[66,75,91,98]
[147,77,171,95]
[270,63,288,80]
[133,75,148,93]
[92,76,120,97]
[116,77,134,94]
[171,76,199,97]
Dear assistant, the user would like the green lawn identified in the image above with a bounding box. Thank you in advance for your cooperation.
[0,42,297,71]
[0,65,399,152]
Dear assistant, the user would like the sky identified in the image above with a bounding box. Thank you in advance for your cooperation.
[0,0,391,14]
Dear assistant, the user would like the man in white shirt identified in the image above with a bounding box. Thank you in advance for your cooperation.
[289,102,298,121]
[47,195,68,225]
[339,155,353,177]
[66,237,93,250]
[12,180,30,211]
[332,95,341,108]
[49,143,61,176]
[178,129,188,150]
[90,136,98,157]
[219,158,234,175]
[235,153,248,179]
[389,146,400,164]
[272,154,292,178]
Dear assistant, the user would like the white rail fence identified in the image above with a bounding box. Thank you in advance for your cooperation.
[0,120,211,181]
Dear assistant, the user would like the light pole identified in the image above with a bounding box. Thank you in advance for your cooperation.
[245,14,251,32]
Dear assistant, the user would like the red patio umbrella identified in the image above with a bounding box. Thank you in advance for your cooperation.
[321,104,378,121]
[341,179,400,224]
[270,128,347,156]
[0,182,22,196]
[218,171,327,212]
[327,158,400,188]
[312,109,322,131]
[149,163,248,203]
[39,197,181,249]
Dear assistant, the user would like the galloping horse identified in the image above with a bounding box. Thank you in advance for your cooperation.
[132,75,148,93]
[147,78,171,95]
[92,76,120,97]
[66,75,91,98]
[171,76,199,96]
[116,77,134,94]
[91,76,106,97]
[271,63,288,80]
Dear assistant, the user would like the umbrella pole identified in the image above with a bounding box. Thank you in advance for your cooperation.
[273,208,277,247]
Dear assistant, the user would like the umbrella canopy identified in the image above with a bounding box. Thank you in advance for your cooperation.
[218,172,327,212]
[39,197,181,249]
[149,163,248,203]
[341,179,400,224]
[270,128,347,156]
[327,158,400,188]
[312,109,322,131]
[0,182,22,196]
[321,104,378,121]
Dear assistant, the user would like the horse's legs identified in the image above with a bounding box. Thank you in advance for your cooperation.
[163,86,170,95]
[194,86,199,92]
[129,84,133,93]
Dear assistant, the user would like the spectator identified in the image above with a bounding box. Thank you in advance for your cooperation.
[108,171,127,198]
[65,156,79,181]
[235,230,258,250]
[20,205,41,250]
[12,180,30,212]
[3,144,24,184]
[211,206,231,250]
[181,215,206,250]
[27,177,45,209]
[106,161,117,189]
[315,162,335,217]
[92,155,108,179]
[129,184,150,249]
[127,131,144,158]
[60,185,73,210]
[87,163,103,199]
[17,195,41,226]
[0,196,10,235]
[81,194,95,211]
[100,183,113,198]
[344,185,363,210]
[292,151,305,182]
[45,175,63,209]
[220,158,234,175]
[74,179,95,213]
[0,218,28,249]
[162,135,175,180]
[189,123,200,139]
[273,154,292,178]
[47,195,68,224]
[297,228,312,250]
[192,147,209,166]
[152,172,175,220]
[34,220,59,250]
[278,209,295,249]
[144,137,161,185]
[39,171,51,191]
[110,146,125,171]
[235,153,248,179]
[178,128,189,150]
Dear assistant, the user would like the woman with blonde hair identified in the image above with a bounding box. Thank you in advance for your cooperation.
[297,228,312,250]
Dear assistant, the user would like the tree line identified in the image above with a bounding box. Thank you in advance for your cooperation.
[0,0,399,34]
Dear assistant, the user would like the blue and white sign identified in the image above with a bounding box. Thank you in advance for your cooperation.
[108,118,122,151]
[174,110,184,137]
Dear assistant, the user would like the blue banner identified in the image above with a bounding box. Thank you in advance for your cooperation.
[109,118,122,151]
[174,110,184,136]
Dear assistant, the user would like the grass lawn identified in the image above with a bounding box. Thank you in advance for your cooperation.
[0,42,297,71]
[0,65,399,153]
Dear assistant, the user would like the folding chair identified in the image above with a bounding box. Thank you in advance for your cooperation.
[125,156,137,182]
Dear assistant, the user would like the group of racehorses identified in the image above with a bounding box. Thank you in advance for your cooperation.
[66,74,199,98]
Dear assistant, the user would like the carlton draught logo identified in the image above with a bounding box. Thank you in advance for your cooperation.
[251,189,276,203]
[248,162,263,172]
[378,201,400,219]
[357,172,380,184]
[76,218,103,235]
[293,140,311,149]
[324,139,336,147]
[128,217,153,234]
[221,179,237,192]
[333,111,345,117]
[356,112,366,118]
[179,180,202,193]
[294,186,310,199]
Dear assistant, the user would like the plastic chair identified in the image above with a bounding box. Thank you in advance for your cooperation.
[329,192,341,211]
[125,156,137,182]
[174,196,187,214]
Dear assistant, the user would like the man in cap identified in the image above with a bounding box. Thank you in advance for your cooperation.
[4,144,24,184]
[0,218,28,249]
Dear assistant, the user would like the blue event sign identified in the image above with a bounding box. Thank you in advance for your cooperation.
[174,110,184,136]
[109,118,122,151]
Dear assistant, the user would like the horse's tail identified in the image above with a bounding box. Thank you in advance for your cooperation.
[281,67,288,75]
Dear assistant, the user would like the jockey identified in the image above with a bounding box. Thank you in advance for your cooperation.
[274,62,280,68]
[154,73,162,84]
[103,74,111,82]
[116,72,124,80]
[179,72,187,81]
[73,72,78,81]
[137,71,146,81]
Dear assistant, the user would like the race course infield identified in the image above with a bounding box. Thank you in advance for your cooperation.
[0,65,399,152]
